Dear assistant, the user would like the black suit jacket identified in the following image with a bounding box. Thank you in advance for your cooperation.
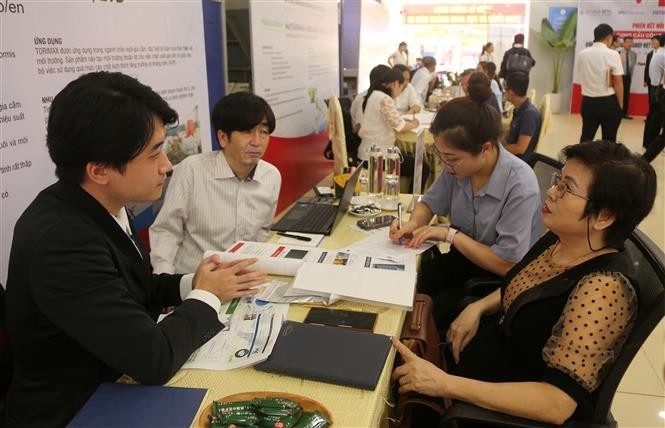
[4,180,223,427]
[645,50,653,85]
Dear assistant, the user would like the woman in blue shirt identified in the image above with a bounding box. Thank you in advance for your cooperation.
[390,73,542,329]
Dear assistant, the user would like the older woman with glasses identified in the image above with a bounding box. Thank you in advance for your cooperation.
[390,72,542,329]
[392,140,657,425]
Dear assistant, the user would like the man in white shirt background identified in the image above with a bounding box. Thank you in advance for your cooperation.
[576,23,624,142]
[150,93,282,274]
[411,56,437,104]
[388,42,409,67]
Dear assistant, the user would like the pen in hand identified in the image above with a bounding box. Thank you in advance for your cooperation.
[397,202,402,229]
[276,232,312,242]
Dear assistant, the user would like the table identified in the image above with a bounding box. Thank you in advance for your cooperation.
[169,195,415,427]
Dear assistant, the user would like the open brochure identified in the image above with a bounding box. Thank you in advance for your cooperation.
[205,241,417,310]
[179,297,289,371]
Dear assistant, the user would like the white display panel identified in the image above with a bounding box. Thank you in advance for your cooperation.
[249,0,340,138]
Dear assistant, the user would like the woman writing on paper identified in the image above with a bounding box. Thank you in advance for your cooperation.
[392,140,657,425]
[390,72,542,329]
[357,65,424,189]
[393,64,422,115]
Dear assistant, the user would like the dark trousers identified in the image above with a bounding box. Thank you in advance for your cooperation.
[643,86,665,148]
[580,95,623,142]
[417,247,499,331]
[622,75,632,117]
[401,155,430,194]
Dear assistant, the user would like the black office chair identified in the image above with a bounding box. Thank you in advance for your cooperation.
[458,153,564,303]
[440,229,665,428]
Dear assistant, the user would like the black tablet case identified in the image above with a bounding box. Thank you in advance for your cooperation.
[255,321,392,390]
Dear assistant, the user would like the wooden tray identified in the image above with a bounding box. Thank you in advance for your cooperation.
[197,391,333,427]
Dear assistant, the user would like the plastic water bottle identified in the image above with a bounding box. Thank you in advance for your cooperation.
[383,147,401,210]
[368,144,384,196]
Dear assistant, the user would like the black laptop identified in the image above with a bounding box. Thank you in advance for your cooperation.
[271,166,362,235]
[255,321,392,390]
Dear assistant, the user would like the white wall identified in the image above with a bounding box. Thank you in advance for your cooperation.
[528,0,578,112]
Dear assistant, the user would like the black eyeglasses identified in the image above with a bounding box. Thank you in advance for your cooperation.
[550,171,591,201]
[430,145,464,169]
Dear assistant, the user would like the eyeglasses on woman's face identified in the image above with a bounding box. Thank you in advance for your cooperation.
[550,171,591,201]
[431,144,464,170]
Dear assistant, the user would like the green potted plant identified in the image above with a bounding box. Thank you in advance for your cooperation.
[532,11,577,113]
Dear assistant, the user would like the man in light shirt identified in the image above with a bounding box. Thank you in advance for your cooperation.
[4,72,265,427]
[576,23,624,142]
[150,93,282,274]
[411,56,437,104]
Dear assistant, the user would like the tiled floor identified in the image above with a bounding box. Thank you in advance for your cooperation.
[537,113,665,428]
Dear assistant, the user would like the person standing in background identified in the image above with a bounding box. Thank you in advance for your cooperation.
[388,42,409,67]
[644,36,661,126]
[620,36,637,120]
[479,42,495,64]
[499,34,535,78]
[576,24,624,142]
[644,34,665,151]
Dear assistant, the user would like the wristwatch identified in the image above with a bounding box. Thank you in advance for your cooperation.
[446,227,458,244]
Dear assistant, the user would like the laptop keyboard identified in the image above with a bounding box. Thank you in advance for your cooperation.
[278,204,338,232]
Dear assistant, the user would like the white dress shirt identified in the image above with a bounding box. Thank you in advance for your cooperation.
[150,151,281,274]
[648,47,665,88]
[411,67,436,103]
[112,208,220,312]
[576,42,624,97]
[390,49,408,66]
[395,83,423,113]
[350,90,367,127]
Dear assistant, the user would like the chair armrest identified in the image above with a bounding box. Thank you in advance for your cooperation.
[439,402,554,428]
[463,276,502,296]
[440,401,616,428]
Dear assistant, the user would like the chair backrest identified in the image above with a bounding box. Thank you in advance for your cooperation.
[526,153,562,205]
[538,94,552,142]
[528,88,536,105]
[588,229,665,424]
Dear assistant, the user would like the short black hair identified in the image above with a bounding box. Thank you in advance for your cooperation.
[211,92,276,137]
[562,140,657,249]
[514,34,525,44]
[594,24,614,42]
[505,72,529,97]
[47,71,178,184]
[623,36,633,41]
[430,72,501,154]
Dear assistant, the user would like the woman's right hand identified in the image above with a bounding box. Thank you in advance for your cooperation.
[446,302,483,364]
[389,219,416,245]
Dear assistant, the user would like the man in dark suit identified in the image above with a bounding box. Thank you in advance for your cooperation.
[644,35,660,123]
[4,72,266,427]
[620,36,637,119]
